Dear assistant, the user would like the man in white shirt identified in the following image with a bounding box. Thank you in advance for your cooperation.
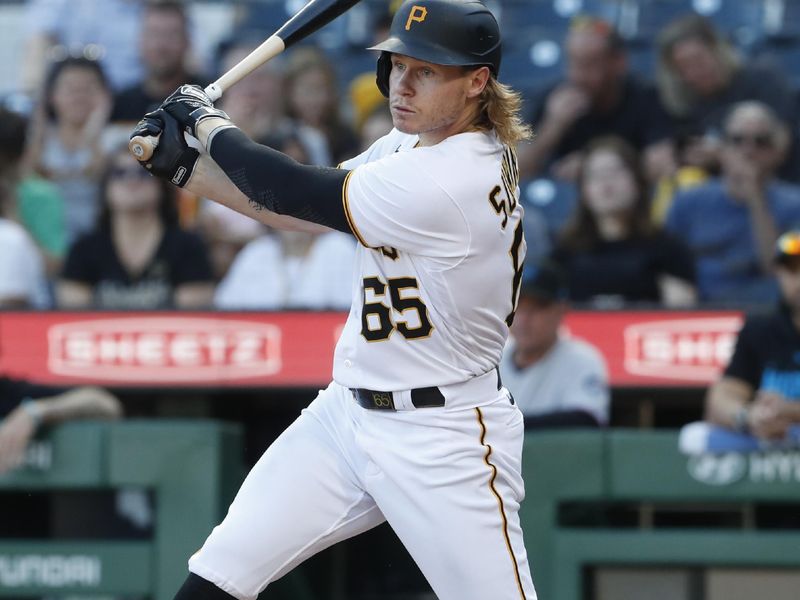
[501,259,610,428]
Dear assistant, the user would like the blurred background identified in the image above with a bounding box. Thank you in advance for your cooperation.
[2,0,800,599]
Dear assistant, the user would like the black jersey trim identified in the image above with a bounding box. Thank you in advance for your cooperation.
[342,170,370,248]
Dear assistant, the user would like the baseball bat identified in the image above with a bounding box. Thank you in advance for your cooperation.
[130,0,363,161]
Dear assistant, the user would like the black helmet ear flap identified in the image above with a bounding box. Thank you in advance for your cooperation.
[376,52,391,98]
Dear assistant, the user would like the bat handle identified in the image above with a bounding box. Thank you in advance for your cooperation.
[205,83,222,102]
[129,82,219,162]
[129,134,159,161]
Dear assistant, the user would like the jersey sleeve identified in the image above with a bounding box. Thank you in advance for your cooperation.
[338,129,408,171]
[342,151,469,256]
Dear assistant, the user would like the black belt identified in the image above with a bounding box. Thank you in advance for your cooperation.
[351,386,445,410]
[351,369,502,411]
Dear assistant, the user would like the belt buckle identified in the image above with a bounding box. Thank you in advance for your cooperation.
[370,391,395,410]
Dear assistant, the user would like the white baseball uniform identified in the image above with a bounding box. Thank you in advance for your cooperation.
[188,128,537,599]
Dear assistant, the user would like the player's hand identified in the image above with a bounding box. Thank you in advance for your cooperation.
[130,109,199,188]
[161,84,232,149]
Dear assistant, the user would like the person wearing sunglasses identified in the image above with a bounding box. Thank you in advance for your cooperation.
[665,101,800,306]
[56,142,215,309]
[704,230,800,445]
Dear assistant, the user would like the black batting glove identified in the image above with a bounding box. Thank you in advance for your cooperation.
[161,84,231,142]
[130,109,199,188]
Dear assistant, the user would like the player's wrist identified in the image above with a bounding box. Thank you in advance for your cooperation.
[196,116,236,151]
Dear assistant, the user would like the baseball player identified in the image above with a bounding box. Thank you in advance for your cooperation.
[131,1,536,598]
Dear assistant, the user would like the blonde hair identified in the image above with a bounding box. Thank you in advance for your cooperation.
[656,14,740,117]
[474,77,533,147]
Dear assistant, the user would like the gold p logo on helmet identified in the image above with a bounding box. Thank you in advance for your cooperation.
[405,5,428,30]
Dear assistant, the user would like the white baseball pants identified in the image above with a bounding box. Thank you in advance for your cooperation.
[188,380,537,599]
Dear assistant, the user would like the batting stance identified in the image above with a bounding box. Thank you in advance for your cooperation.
[131,1,536,598]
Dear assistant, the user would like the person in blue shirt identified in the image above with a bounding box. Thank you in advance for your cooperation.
[666,101,800,306]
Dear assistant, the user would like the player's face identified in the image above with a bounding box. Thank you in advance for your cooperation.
[388,54,488,146]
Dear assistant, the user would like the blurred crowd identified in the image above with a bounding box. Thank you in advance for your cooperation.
[2,1,800,535]
[0,0,799,314]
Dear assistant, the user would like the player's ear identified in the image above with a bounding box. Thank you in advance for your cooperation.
[465,66,490,99]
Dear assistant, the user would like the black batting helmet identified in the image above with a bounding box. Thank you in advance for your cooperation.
[369,0,502,98]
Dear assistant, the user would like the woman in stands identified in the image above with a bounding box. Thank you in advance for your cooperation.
[551,136,697,308]
[56,142,215,309]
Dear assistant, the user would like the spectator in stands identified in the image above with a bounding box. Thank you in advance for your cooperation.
[216,39,290,141]
[358,101,394,151]
[517,16,670,183]
[500,259,609,429]
[0,198,50,308]
[57,142,215,309]
[666,101,800,306]
[188,40,291,276]
[0,105,66,276]
[552,136,697,307]
[20,0,145,94]
[284,46,360,166]
[650,125,711,225]
[655,14,799,181]
[214,129,355,311]
[705,230,800,443]
[0,377,121,474]
[112,1,206,124]
[25,57,111,246]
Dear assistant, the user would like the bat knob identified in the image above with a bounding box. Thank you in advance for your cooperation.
[129,135,156,161]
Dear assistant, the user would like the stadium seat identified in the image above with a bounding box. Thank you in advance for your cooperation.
[752,38,800,90]
[501,27,564,95]
[233,0,385,51]
[762,0,800,39]
[499,0,620,36]
[624,38,658,82]
[625,0,763,50]
[521,178,578,240]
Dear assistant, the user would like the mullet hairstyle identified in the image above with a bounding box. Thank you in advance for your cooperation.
[474,76,533,148]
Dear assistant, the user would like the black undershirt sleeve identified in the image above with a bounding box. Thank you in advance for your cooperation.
[209,127,352,233]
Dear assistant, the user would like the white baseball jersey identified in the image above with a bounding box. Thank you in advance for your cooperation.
[188,128,538,600]
[335,128,526,392]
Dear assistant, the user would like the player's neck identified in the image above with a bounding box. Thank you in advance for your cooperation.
[417,105,482,147]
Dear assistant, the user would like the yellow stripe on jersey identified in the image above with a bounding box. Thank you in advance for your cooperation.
[475,407,527,599]
[341,169,370,248]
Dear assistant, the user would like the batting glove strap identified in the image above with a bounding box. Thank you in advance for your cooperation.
[130,109,200,188]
